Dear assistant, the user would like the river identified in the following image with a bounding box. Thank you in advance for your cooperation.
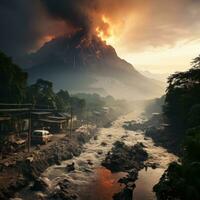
[21,110,177,200]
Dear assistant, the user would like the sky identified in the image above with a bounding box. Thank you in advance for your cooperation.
[119,40,200,74]
[0,0,200,74]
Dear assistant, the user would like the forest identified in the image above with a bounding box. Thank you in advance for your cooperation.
[0,50,128,120]
[153,55,200,200]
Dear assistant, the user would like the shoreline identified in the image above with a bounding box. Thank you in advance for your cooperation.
[0,126,97,200]
[123,114,182,156]
[3,110,178,200]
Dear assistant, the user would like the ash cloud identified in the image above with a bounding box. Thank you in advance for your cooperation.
[0,0,38,56]
[41,0,200,52]
[41,0,98,35]
[119,0,200,52]
[0,0,200,58]
[0,0,69,58]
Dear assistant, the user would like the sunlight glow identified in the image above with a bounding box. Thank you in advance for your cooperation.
[118,40,200,73]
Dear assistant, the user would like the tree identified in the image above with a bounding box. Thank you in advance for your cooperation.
[184,126,200,162]
[164,58,200,129]
[0,51,27,103]
[187,104,200,128]
[70,97,86,117]
[191,54,200,69]
[26,79,56,108]
[154,55,200,200]
[55,90,70,110]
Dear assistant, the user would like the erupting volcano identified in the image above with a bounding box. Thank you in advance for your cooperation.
[95,15,115,45]
[14,0,164,99]
[20,30,163,99]
[2,1,199,199]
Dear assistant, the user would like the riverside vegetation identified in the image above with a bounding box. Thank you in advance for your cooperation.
[0,50,130,199]
[123,55,200,200]
[0,50,129,154]
[153,55,200,200]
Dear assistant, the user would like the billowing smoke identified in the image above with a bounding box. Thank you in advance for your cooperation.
[40,0,200,53]
[40,0,138,37]
[0,0,41,56]
[0,0,200,58]
[0,0,71,57]
[41,0,98,35]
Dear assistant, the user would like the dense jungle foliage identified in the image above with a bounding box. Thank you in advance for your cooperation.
[0,50,127,120]
[154,55,200,200]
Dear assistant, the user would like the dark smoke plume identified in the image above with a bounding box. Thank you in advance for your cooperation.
[0,0,70,58]
[0,0,40,56]
[1,0,200,59]
[41,0,98,35]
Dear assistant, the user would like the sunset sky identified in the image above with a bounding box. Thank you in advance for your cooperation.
[0,0,200,74]
[118,40,200,73]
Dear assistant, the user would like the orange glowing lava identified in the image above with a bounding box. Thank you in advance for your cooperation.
[42,35,55,43]
[96,15,115,44]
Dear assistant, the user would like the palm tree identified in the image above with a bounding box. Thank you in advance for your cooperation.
[191,55,200,68]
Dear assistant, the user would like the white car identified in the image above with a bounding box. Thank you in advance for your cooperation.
[31,130,53,144]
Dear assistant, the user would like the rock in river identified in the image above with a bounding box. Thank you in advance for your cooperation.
[102,141,148,172]
[66,162,75,172]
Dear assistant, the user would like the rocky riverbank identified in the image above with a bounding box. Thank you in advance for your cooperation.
[123,114,181,155]
[42,111,178,200]
[102,141,148,199]
[10,111,178,200]
[0,126,97,200]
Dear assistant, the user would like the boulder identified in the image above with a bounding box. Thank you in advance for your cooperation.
[97,150,103,155]
[113,187,133,200]
[102,141,148,172]
[93,135,98,140]
[87,160,93,166]
[101,142,107,147]
[31,177,49,191]
[66,162,75,172]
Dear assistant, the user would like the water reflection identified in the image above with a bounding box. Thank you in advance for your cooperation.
[79,167,126,200]
[133,168,165,200]
[79,167,165,200]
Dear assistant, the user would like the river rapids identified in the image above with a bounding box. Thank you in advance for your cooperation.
[20,110,177,200]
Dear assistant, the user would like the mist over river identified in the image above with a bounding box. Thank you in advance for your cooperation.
[20,110,177,200]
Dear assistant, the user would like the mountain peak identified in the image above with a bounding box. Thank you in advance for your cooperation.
[19,32,164,100]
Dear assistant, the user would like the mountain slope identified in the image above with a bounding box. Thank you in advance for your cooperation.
[21,32,164,100]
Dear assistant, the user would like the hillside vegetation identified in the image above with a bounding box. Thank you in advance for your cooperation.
[154,55,200,200]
